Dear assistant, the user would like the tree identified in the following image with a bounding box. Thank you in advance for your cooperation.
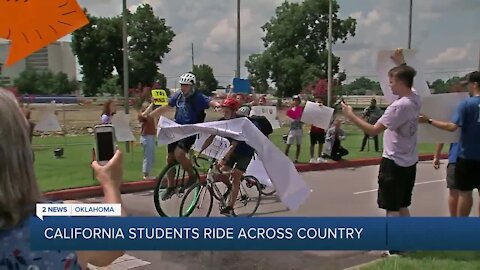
[129,5,175,87]
[192,64,218,96]
[430,79,447,94]
[14,69,78,94]
[246,0,356,98]
[99,76,121,96]
[245,53,271,93]
[343,77,381,95]
[71,4,175,96]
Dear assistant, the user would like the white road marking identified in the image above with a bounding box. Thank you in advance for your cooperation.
[353,179,445,195]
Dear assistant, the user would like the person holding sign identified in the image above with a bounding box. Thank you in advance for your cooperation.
[149,72,221,200]
[138,100,158,181]
[285,95,304,163]
[419,71,480,217]
[309,97,327,163]
[342,49,421,225]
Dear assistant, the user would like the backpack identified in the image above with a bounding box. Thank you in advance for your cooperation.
[248,115,273,137]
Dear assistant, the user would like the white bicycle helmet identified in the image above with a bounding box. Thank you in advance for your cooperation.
[178,72,196,85]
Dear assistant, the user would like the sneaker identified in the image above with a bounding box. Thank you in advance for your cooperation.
[381,250,404,257]
[309,158,316,163]
[161,187,175,201]
[222,186,232,202]
[317,157,327,163]
[220,206,234,216]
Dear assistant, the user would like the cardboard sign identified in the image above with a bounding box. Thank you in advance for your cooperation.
[301,101,334,130]
[151,89,168,106]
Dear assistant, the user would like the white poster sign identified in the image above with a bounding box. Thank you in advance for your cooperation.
[301,101,334,130]
[250,106,281,129]
[157,117,311,210]
[111,112,135,142]
[192,133,230,160]
[34,107,61,132]
[376,49,431,103]
[417,92,469,143]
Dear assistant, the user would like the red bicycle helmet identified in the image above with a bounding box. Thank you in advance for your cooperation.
[221,98,240,110]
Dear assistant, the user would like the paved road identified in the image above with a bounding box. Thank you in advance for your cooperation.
[85,160,479,269]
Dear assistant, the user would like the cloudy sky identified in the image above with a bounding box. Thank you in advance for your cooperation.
[72,0,479,88]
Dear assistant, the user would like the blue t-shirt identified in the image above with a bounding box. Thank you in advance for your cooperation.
[452,96,480,160]
[219,117,255,157]
[168,91,210,124]
[448,143,459,164]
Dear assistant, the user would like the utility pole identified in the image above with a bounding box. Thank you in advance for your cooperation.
[327,0,333,107]
[122,0,130,152]
[408,0,413,49]
[191,43,195,72]
[236,0,241,78]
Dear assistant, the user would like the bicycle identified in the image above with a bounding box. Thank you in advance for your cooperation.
[179,155,262,217]
[153,159,202,217]
[259,184,276,196]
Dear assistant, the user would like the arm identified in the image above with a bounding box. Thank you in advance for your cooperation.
[141,102,155,118]
[344,108,386,136]
[199,135,215,155]
[77,150,126,268]
[209,100,221,108]
[419,115,459,132]
[433,143,444,169]
[149,104,173,119]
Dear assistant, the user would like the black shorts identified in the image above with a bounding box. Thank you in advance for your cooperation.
[167,135,197,154]
[377,158,417,211]
[310,132,326,145]
[225,152,253,173]
[454,158,480,191]
[446,163,458,189]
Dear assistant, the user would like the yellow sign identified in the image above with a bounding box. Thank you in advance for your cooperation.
[151,89,168,106]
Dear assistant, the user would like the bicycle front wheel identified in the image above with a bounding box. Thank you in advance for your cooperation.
[232,175,262,217]
[153,163,200,217]
[179,183,213,217]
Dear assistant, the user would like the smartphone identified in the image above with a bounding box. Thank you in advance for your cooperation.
[94,125,116,165]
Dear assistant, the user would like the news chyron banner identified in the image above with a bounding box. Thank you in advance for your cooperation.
[151,89,168,106]
[31,205,480,251]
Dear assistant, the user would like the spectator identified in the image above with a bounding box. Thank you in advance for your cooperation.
[101,99,116,124]
[309,97,327,163]
[324,119,349,161]
[138,100,157,181]
[431,82,468,217]
[420,71,480,217]
[285,95,304,163]
[0,89,126,269]
[360,98,382,152]
[341,49,421,243]
[259,95,267,106]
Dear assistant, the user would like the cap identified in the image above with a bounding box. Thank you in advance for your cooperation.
[292,95,301,100]
[460,71,480,85]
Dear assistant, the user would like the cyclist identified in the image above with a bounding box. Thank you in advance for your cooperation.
[197,98,255,216]
[147,72,221,200]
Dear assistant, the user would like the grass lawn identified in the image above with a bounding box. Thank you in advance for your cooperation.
[33,125,442,192]
[363,251,480,270]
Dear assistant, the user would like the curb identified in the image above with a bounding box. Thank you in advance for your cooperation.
[44,154,447,201]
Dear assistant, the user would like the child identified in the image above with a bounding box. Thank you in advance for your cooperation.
[198,98,255,216]
[285,95,303,163]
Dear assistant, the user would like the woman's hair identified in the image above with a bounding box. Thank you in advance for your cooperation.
[0,89,41,229]
[102,99,114,116]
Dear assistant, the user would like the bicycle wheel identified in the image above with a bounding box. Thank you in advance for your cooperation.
[179,183,213,217]
[231,175,262,217]
[260,184,276,196]
[153,163,200,217]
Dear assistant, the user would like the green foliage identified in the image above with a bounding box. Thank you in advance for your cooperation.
[343,77,381,95]
[14,69,78,94]
[99,76,121,96]
[246,0,356,97]
[429,77,464,94]
[192,64,218,96]
[71,4,175,96]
